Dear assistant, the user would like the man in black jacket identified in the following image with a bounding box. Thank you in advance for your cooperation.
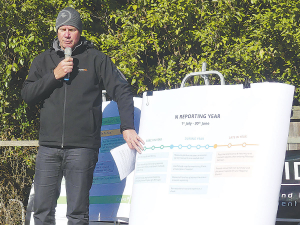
[21,7,144,225]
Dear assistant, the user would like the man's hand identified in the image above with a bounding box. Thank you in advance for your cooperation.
[123,129,145,154]
[53,58,74,80]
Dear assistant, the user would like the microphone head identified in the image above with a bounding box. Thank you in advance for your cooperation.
[64,47,72,57]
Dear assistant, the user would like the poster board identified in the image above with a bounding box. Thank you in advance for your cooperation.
[129,83,294,225]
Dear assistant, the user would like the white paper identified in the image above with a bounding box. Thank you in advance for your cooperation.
[111,143,137,180]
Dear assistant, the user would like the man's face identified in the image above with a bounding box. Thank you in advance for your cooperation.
[57,25,80,50]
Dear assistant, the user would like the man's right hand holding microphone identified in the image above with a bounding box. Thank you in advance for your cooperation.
[54,47,73,80]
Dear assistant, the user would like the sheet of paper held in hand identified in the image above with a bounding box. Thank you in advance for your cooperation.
[111,143,137,180]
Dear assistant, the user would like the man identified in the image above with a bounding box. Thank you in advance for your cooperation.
[21,7,144,225]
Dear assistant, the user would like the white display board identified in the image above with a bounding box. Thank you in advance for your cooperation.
[129,83,294,225]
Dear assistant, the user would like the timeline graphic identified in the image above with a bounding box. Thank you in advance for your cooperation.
[143,142,258,151]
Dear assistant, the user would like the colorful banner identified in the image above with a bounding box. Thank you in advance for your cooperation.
[89,98,142,222]
[129,83,294,225]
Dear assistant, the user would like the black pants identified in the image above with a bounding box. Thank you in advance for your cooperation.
[33,146,99,225]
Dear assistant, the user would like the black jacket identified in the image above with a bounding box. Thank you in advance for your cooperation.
[21,37,134,149]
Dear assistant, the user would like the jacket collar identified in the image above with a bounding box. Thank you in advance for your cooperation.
[51,36,94,55]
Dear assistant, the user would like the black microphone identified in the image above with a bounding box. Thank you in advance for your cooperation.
[64,47,72,81]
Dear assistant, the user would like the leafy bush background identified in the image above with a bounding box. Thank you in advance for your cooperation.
[1,0,300,219]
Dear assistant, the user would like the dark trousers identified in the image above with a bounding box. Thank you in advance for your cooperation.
[33,146,99,225]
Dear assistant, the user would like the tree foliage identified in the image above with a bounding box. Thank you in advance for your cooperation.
[1,0,300,206]
[97,0,300,95]
[1,0,300,140]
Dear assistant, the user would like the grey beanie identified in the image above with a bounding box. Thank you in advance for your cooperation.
[55,7,82,33]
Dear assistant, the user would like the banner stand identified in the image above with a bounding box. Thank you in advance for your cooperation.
[180,62,225,87]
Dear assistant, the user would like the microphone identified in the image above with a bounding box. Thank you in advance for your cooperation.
[64,47,72,81]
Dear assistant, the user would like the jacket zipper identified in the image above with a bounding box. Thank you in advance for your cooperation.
[61,83,67,148]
